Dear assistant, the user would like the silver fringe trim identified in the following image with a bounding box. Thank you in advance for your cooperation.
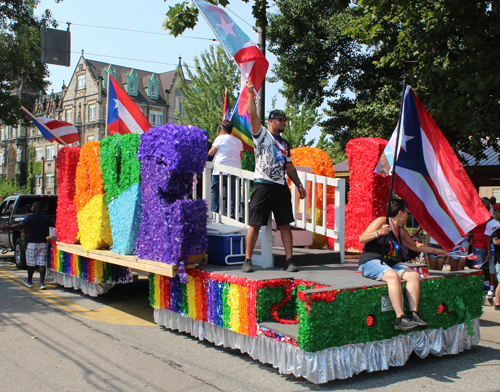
[155,308,480,384]
[49,270,115,297]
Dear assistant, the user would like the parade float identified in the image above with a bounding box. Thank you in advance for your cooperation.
[47,124,483,384]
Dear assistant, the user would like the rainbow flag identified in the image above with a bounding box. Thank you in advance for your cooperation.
[230,98,254,152]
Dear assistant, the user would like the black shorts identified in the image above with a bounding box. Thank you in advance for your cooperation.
[249,182,294,226]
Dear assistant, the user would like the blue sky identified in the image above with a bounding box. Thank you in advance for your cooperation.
[36,0,321,143]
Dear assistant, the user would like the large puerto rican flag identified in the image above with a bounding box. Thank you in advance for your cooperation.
[23,108,80,145]
[107,75,151,135]
[193,0,268,116]
[376,86,490,251]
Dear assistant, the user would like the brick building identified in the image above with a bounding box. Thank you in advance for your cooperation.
[0,54,187,194]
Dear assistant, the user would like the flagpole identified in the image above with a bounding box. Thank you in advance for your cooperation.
[381,78,407,261]
[229,92,242,121]
[191,0,261,100]
[105,73,110,138]
[21,106,69,147]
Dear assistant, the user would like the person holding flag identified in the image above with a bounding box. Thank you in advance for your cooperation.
[242,81,306,273]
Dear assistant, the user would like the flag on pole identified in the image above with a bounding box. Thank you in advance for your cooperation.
[193,0,268,116]
[23,108,79,145]
[229,98,254,152]
[107,75,151,135]
[222,89,230,122]
[376,86,490,251]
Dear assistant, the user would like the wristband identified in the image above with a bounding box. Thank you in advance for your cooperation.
[376,230,379,239]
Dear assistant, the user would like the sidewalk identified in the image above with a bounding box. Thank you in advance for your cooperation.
[480,299,500,344]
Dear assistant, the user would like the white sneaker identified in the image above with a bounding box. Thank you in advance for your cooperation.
[486,290,494,299]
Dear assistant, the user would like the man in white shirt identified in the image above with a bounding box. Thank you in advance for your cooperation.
[209,120,244,219]
[485,203,500,298]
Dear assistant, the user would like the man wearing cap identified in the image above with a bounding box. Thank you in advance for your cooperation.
[241,81,307,273]
[208,120,244,219]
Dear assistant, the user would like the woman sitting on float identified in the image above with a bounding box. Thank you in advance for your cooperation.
[358,198,447,331]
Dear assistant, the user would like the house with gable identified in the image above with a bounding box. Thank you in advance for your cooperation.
[0,54,187,194]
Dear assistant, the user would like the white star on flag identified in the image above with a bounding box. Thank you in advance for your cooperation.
[400,132,414,152]
[217,17,236,37]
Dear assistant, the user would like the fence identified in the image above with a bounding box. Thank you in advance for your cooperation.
[194,161,345,267]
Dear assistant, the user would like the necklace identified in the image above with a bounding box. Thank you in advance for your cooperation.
[388,218,402,245]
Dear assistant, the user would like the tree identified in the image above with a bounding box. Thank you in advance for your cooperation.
[0,0,56,125]
[0,178,30,200]
[175,44,240,141]
[162,0,268,38]
[267,0,500,160]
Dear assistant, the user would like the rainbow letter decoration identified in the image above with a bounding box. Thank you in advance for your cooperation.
[74,141,113,251]
[100,133,142,255]
[55,146,81,244]
[135,124,208,283]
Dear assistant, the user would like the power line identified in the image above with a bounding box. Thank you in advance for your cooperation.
[226,7,256,31]
[71,51,200,69]
[61,21,217,41]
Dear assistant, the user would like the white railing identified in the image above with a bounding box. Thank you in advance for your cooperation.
[193,161,345,267]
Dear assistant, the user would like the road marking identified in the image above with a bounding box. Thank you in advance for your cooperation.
[0,268,155,326]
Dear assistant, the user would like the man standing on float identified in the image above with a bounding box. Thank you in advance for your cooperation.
[242,81,307,273]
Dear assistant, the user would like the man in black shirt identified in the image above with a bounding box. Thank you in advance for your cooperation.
[1,202,55,289]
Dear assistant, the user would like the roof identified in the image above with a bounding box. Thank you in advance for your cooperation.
[333,160,349,172]
[85,58,181,106]
[459,145,500,167]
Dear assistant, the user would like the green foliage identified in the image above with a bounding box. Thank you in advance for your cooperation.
[175,45,240,142]
[0,0,56,124]
[0,178,30,200]
[162,0,266,38]
[315,131,346,166]
[267,0,500,160]
[16,161,28,186]
[28,160,42,176]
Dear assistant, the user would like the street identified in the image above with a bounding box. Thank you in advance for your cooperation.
[1,256,500,392]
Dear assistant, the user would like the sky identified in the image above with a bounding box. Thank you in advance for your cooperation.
[36,0,321,143]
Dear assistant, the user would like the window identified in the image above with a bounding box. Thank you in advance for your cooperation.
[87,135,95,142]
[175,96,183,117]
[1,128,4,140]
[151,83,156,96]
[65,108,73,124]
[88,104,96,122]
[493,188,500,200]
[149,110,164,127]
[46,175,54,188]
[11,128,16,138]
[35,147,43,161]
[46,145,55,160]
[77,75,85,90]
[129,79,136,94]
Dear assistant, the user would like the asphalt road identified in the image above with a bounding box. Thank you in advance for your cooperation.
[1,256,500,392]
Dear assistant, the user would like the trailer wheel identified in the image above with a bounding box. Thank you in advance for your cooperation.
[15,239,27,270]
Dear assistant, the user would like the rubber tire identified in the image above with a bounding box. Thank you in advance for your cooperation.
[15,238,27,270]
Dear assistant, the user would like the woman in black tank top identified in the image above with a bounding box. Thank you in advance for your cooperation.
[358,198,447,331]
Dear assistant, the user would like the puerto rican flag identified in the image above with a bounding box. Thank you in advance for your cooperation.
[107,75,151,135]
[194,0,268,116]
[23,108,80,145]
[377,86,491,251]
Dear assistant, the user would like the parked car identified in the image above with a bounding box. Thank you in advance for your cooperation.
[0,194,57,269]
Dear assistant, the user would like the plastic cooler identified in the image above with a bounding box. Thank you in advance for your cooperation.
[207,234,246,265]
